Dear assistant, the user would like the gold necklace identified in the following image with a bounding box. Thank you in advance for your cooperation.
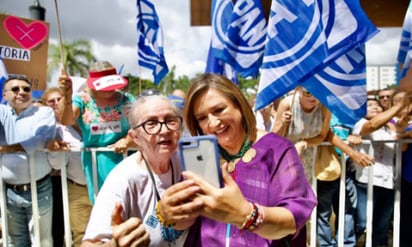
[227,158,241,173]
[225,148,257,172]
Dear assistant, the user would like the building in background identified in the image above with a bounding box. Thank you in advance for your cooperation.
[367,65,397,91]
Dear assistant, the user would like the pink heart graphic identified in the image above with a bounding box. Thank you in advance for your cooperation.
[3,16,48,50]
[91,126,99,132]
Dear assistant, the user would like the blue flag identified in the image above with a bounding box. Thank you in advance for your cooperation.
[136,0,168,85]
[0,57,8,104]
[256,0,378,114]
[217,0,267,78]
[207,0,239,83]
[209,0,233,60]
[398,0,412,79]
[205,41,238,84]
[302,46,368,126]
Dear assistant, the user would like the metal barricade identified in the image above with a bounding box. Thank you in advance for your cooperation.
[310,139,407,247]
[0,147,133,247]
[0,141,408,246]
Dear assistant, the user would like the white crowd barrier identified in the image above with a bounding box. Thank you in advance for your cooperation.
[0,147,133,247]
[0,140,409,247]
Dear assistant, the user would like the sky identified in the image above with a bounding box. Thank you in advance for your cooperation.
[0,0,404,84]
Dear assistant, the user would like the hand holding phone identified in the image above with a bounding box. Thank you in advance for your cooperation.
[178,135,223,188]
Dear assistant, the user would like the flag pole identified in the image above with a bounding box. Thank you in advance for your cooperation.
[53,0,66,69]
[138,66,142,95]
[52,1,73,246]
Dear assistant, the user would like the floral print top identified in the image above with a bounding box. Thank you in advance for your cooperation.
[73,91,135,203]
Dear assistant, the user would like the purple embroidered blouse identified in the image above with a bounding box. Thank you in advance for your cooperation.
[185,133,317,247]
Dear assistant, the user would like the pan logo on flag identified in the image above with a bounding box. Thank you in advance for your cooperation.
[263,0,322,65]
[312,48,367,110]
[213,0,265,56]
[257,0,377,125]
[212,0,233,49]
[224,0,266,54]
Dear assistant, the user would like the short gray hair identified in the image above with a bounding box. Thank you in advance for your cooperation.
[128,95,181,128]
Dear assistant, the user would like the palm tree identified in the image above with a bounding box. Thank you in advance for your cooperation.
[48,39,97,78]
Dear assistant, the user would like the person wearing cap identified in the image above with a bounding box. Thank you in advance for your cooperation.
[0,75,56,246]
[167,95,185,110]
[58,61,136,204]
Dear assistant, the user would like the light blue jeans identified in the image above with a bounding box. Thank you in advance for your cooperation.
[6,176,53,247]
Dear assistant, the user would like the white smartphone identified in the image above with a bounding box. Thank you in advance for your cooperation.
[178,135,223,188]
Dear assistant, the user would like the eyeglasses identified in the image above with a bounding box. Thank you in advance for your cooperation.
[133,116,183,135]
[9,86,31,93]
[302,90,313,97]
[378,95,391,99]
[47,97,62,105]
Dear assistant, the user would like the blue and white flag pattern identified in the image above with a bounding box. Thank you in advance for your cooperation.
[398,0,412,79]
[205,41,238,84]
[210,0,232,52]
[207,0,239,83]
[136,0,168,85]
[0,57,8,104]
[302,46,368,126]
[256,0,378,123]
[221,0,267,78]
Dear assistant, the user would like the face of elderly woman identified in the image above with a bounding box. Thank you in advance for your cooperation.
[131,98,182,159]
[44,90,64,121]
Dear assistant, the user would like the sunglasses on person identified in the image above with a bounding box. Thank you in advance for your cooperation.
[301,90,313,97]
[9,86,32,93]
[378,95,391,99]
[47,97,62,105]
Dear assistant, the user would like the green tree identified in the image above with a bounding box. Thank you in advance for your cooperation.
[125,74,159,96]
[48,39,97,78]
[125,68,259,100]
[156,66,192,95]
[237,76,259,103]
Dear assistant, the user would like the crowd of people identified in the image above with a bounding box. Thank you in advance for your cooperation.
[1,64,412,247]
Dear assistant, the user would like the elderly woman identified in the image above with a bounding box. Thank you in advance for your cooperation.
[42,87,92,247]
[58,61,136,203]
[81,95,188,247]
[159,73,317,246]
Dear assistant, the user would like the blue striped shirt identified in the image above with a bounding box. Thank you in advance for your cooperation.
[0,104,55,184]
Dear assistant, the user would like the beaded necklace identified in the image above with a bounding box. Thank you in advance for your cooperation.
[141,154,183,246]
[220,135,258,176]
[219,137,252,161]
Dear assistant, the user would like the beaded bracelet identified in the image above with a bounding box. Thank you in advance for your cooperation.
[239,203,256,229]
[238,203,252,228]
[155,201,176,227]
[239,202,264,231]
[247,204,264,231]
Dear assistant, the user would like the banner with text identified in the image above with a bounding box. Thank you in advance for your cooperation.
[0,13,49,90]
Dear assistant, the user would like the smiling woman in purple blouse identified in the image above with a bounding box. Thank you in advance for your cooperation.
[158,73,317,247]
